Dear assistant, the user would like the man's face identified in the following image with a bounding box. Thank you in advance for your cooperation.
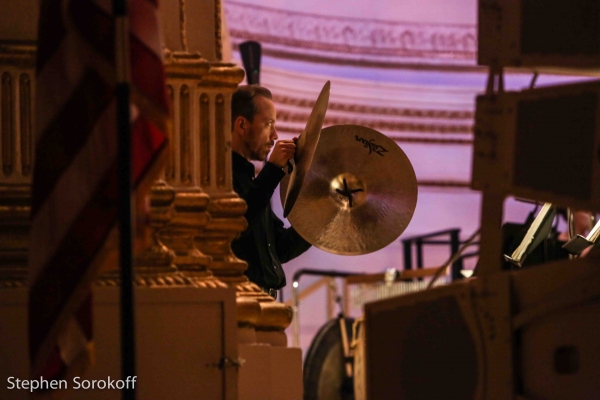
[245,96,277,161]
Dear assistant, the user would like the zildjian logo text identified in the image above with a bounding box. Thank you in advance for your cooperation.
[355,136,388,156]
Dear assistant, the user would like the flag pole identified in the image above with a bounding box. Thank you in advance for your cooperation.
[114,0,137,399]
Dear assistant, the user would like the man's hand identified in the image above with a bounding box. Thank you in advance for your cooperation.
[268,139,296,168]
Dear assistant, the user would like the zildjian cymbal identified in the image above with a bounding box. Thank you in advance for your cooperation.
[283,81,330,218]
[280,125,418,255]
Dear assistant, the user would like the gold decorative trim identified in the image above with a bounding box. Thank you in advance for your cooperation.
[0,42,36,69]
[179,84,192,185]
[215,93,226,188]
[0,272,27,288]
[164,51,211,79]
[256,301,294,330]
[200,92,211,187]
[178,0,188,51]
[215,0,223,61]
[19,73,32,176]
[2,72,14,176]
[94,271,194,287]
[0,185,30,283]
[203,62,245,87]
[166,85,176,181]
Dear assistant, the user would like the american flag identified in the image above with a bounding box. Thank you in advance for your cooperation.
[28,0,169,386]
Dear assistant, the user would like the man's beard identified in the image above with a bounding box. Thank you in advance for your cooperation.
[250,142,273,161]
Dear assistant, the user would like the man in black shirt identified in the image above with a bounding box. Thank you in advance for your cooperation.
[230,85,311,297]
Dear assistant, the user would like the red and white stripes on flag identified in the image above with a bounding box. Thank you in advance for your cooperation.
[29,0,169,386]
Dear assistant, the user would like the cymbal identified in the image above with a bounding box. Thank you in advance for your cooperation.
[283,81,330,218]
[280,125,418,255]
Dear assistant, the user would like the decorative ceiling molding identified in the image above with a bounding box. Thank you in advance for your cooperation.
[276,109,472,135]
[275,125,472,145]
[273,94,474,120]
[224,0,477,67]
[259,69,475,143]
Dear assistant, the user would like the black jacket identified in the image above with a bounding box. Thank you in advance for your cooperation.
[231,151,311,289]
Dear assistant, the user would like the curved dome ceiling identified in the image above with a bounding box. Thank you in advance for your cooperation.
[224,0,477,69]
[222,0,595,189]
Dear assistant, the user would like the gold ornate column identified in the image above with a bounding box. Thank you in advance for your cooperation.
[194,62,294,345]
[0,43,35,288]
[132,181,190,286]
[159,0,294,344]
[160,52,228,290]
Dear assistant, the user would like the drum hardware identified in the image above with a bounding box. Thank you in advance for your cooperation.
[562,218,600,255]
[339,315,355,396]
[290,268,359,348]
[239,41,262,85]
[429,228,480,287]
[282,81,330,218]
[280,124,418,256]
[295,265,461,400]
[350,318,365,400]
[291,269,359,399]
[339,315,353,376]
[401,228,479,281]
[504,203,556,267]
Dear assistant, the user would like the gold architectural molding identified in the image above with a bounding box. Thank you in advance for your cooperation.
[0,42,36,69]
[164,51,211,79]
[163,52,243,86]
[159,189,215,282]
[19,73,32,176]
[2,71,14,177]
[0,42,35,183]
[178,0,188,51]
[0,269,26,288]
[255,299,294,330]
[163,54,295,338]
[195,195,248,277]
[203,62,245,87]
[94,271,193,287]
[236,296,262,327]
[179,84,192,185]
[215,93,226,188]
[0,184,30,287]
[214,0,223,61]
[199,92,211,187]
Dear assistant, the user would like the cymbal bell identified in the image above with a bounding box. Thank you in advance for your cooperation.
[283,81,330,218]
[280,125,418,255]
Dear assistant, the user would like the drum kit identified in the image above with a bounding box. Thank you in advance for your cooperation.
[280,82,418,400]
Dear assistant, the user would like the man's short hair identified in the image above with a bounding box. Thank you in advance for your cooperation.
[231,85,273,127]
